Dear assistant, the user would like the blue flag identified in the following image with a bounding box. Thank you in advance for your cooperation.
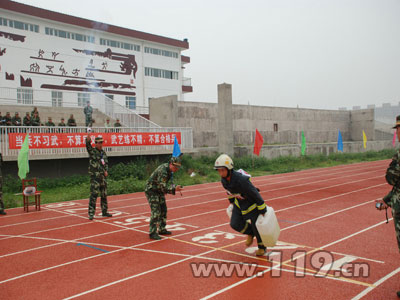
[172,136,181,157]
[337,130,343,152]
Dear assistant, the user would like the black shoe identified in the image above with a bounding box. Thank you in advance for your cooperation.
[89,215,94,220]
[102,212,112,217]
[397,290,400,298]
[159,230,172,235]
[0,210,6,215]
[149,233,162,240]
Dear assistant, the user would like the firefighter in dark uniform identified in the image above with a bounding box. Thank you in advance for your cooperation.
[214,154,267,256]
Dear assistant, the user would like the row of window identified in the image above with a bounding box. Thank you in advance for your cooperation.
[17,89,137,109]
[144,67,178,80]
[45,27,95,43]
[144,46,178,58]
[0,18,179,58]
[0,17,39,33]
[100,38,140,52]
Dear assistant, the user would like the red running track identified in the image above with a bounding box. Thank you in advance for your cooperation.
[0,159,399,299]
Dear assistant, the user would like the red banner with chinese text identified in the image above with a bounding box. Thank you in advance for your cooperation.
[8,132,181,149]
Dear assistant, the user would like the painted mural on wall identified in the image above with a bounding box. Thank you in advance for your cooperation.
[0,29,137,99]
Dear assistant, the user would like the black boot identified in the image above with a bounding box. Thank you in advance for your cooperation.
[159,230,172,235]
[102,212,112,217]
[88,215,94,220]
[149,232,162,240]
[397,290,400,298]
[0,210,6,215]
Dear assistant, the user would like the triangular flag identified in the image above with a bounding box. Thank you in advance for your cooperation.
[337,130,343,152]
[18,133,30,180]
[172,136,181,157]
[301,131,306,155]
[253,129,264,156]
[393,130,397,147]
[362,130,367,149]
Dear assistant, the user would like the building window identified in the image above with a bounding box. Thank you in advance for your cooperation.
[100,38,140,51]
[0,17,39,33]
[273,123,278,132]
[78,93,90,107]
[144,67,178,80]
[144,46,178,58]
[17,88,33,105]
[51,91,63,107]
[125,96,136,110]
[45,27,95,43]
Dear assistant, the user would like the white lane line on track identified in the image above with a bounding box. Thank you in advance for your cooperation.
[351,267,400,300]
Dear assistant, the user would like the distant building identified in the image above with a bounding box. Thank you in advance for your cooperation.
[0,1,192,113]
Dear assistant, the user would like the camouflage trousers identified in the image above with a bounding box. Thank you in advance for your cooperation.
[85,115,92,127]
[0,176,4,212]
[145,191,167,235]
[391,192,400,252]
[88,176,108,217]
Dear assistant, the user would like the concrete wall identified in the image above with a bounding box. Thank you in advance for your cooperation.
[177,101,218,147]
[232,105,352,145]
[148,84,378,149]
[149,95,178,127]
[172,101,359,148]
[350,109,375,141]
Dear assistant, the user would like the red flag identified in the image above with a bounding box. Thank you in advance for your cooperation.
[253,129,264,156]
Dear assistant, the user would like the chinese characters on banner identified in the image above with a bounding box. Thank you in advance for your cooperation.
[8,132,182,149]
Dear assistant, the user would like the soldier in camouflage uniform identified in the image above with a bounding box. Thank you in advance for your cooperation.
[376,115,400,298]
[0,153,6,215]
[84,101,93,127]
[86,133,112,220]
[145,156,183,240]
[31,112,40,126]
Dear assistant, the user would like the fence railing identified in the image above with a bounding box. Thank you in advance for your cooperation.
[0,87,156,127]
[0,126,193,160]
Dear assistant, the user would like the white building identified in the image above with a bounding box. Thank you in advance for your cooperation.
[0,1,192,115]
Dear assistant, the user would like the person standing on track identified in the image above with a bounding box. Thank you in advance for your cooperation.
[145,156,183,240]
[376,115,400,298]
[86,133,112,220]
[214,154,267,256]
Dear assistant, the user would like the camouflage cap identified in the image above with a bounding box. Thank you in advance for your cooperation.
[95,136,103,143]
[170,156,182,167]
[393,115,400,129]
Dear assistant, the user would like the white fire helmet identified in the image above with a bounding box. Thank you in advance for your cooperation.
[214,154,234,170]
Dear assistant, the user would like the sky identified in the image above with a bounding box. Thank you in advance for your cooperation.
[15,0,400,110]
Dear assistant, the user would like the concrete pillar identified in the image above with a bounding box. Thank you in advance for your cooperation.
[218,83,234,156]
[149,95,178,127]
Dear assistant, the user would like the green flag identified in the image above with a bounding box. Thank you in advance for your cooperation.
[301,131,306,155]
[18,133,30,180]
